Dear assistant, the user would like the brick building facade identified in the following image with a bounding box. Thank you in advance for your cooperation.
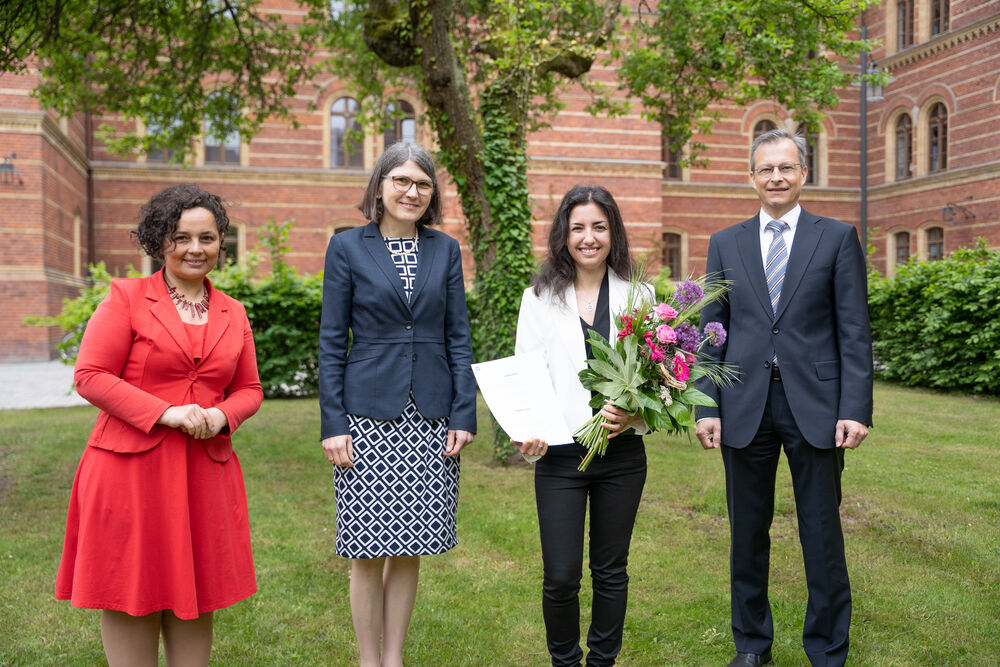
[2,0,998,361]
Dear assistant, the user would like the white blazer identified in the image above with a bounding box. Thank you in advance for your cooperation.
[514,270,650,443]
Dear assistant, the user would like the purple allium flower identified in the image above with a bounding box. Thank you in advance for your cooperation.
[675,322,701,354]
[674,280,704,305]
[703,321,727,347]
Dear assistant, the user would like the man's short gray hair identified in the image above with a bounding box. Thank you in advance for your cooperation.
[750,129,808,171]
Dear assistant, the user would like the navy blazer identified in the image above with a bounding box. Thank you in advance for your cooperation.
[319,222,477,439]
[696,208,874,449]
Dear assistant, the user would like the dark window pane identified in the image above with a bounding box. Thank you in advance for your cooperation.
[662,232,681,278]
[927,227,944,261]
[895,114,913,180]
[332,97,363,168]
[894,232,910,265]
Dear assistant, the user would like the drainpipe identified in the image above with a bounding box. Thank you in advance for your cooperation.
[85,110,96,272]
[860,17,869,259]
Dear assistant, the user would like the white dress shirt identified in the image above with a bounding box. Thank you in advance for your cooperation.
[758,204,801,267]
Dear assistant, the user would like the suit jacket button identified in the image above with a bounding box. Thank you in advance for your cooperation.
[763,361,771,368]
[772,327,779,334]
[188,371,198,380]
[405,321,413,330]
[412,353,418,361]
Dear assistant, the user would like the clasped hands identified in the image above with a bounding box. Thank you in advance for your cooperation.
[322,429,475,467]
[511,402,640,460]
[158,404,229,440]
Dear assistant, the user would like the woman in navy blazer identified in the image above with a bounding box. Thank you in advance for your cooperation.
[319,142,476,667]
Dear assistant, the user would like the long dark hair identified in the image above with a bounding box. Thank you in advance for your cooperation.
[358,142,442,228]
[532,185,634,302]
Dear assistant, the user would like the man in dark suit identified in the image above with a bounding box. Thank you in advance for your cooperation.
[695,129,873,667]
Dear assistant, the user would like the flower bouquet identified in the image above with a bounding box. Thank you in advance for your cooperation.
[574,275,736,471]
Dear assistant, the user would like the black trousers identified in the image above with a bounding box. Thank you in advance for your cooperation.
[721,377,851,667]
[534,437,647,667]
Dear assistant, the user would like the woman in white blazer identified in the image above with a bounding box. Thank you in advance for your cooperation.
[514,185,649,667]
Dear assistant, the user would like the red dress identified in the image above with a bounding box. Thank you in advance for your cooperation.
[55,273,263,619]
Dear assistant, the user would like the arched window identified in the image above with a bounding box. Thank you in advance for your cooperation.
[931,0,949,36]
[331,97,363,168]
[384,100,416,147]
[894,231,911,265]
[897,0,914,49]
[895,114,913,180]
[753,119,777,138]
[662,232,681,279]
[928,103,948,172]
[662,124,682,180]
[927,227,944,261]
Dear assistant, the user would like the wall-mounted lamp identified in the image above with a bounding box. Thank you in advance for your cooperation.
[941,196,975,226]
[1,153,25,186]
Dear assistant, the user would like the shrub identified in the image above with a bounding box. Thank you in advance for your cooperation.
[868,239,1000,394]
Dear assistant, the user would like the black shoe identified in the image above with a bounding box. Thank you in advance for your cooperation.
[727,650,773,667]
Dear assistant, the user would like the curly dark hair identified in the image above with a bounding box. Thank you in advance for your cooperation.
[132,184,230,258]
[358,142,442,228]
[532,184,635,303]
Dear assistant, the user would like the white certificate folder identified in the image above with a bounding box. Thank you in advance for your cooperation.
[471,351,575,446]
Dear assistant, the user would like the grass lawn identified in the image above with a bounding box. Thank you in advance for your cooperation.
[1,381,997,665]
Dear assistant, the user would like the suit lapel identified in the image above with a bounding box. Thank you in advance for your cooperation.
[554,282,587,366]
[775,208,824,320]
[202,277,231,361]
[735,216,774,319]
[408,227,437,306]
[146,273,194,363]
[362,221,411,312]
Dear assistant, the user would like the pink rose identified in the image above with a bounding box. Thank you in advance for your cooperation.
[672,352,690,382]
[653,303,678,321]
[656,324,677,345]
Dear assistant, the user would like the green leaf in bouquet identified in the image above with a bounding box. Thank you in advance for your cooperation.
[643,407,675,432]
[666,401,696,428]
[637,389,665,413]
[679,386,718,407]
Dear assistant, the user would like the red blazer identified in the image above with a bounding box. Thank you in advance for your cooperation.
[74,272,263,462]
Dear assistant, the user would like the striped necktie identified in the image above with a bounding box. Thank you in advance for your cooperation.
[765,220,789,314]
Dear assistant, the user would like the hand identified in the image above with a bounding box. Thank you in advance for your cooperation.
[322,435,354,467]
[835,419,868,449]
[158,404,214,439]
[204,407,229,438]
[445,429,474,457]
[695,418,722,449]
[511,437,548,460]
[600,402,639,439]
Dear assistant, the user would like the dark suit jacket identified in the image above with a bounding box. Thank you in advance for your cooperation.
[74,273,263,463]
[318,222,477,439]
[696,208,874,449]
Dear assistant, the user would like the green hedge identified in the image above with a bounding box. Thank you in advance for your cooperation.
[868,239,1000,395]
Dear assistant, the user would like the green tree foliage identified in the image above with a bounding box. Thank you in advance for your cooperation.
[0,0,325,161]
[868,239,1000,395]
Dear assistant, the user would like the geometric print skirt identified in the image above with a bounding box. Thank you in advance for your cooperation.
[335,395,459,558]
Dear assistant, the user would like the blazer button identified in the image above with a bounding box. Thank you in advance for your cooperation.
[763,361,771,368]
[404,321,413,330]
[188,370,198,380]
[771,327,779,334]
[412,353,418,361]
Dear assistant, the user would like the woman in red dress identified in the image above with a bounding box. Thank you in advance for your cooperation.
[55,184,263,666]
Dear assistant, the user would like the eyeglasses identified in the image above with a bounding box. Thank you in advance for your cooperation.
[752,163,802,178]
[384,175,434,195]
